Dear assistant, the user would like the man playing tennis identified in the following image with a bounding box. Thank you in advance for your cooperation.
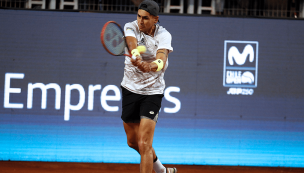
[121,0,176,173]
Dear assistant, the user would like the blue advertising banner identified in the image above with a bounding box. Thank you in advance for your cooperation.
[0,9,304,167]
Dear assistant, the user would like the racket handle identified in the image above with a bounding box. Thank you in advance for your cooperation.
[131,55,137,60]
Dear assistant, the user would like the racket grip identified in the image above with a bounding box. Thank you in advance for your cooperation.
[131,55,137,60]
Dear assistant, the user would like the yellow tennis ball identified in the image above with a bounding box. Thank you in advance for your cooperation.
[137,45,146,53]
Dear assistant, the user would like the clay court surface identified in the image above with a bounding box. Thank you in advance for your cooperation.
[1,161,303,173]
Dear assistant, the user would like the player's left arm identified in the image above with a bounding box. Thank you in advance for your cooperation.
[150,49,169,72]
[137,49,169,73]
[137,31,172,73]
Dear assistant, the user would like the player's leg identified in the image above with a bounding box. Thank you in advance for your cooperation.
[138,118,155,173]
[134,120,175,173]
[121,86,142,153]
[124,122,169,173]
[123,122,156,155]
[138,94,176,173]
[121,88,175,173]
[123,122,140,152]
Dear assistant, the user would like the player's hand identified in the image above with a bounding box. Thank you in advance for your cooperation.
[131,55,151,73]
[131,55,142,67]
[137,61,151,73]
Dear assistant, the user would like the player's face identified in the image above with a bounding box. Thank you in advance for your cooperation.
[137,9,158,34]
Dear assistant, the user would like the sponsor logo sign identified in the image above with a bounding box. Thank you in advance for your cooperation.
[223,40,259,95]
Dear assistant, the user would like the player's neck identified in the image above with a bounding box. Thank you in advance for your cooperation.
[146,24,155,37]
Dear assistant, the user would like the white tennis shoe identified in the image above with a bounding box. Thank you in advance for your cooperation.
[166,167,177,173]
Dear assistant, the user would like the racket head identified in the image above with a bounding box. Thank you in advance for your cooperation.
[100,21,127,56]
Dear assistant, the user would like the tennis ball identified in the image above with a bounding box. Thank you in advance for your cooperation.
[137,45,146,53]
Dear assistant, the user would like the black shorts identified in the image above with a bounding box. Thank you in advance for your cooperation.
[121,86,164,123]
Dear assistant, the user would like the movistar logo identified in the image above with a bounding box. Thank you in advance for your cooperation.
[228,44,254,66]
[223,40,259,95]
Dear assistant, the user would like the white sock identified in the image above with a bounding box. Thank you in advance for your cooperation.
[153,156,166,173]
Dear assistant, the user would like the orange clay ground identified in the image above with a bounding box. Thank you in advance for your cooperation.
[1,161,303,173]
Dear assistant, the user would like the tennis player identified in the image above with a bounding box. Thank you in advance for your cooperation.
[120,0,176,173]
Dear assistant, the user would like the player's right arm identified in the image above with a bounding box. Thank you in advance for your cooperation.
[126,36,137,53]
[126,36,143,67]
[124,23,142,66]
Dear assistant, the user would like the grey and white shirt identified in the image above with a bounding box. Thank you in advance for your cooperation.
[121,20,173,95]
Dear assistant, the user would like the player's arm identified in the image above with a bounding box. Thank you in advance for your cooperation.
[125,36,138,54]
[136,49,168,73]
[150,49,169,72]
[124,24,141,62]
[146,32,172,73]
[125,36,144,68]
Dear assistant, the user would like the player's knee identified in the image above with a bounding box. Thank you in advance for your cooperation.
[127,140,138,149]
[138,139,152,154]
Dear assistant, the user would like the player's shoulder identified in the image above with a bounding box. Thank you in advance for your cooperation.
[124,20,138,28]
[124,20,140,36]
[156,25,171,36]
[156,25,172,39]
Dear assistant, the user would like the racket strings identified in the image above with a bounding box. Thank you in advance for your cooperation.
[103,23,126,56]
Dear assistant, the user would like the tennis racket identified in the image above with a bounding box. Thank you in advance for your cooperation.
[100,21,135,59]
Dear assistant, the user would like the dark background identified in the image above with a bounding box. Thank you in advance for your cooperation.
[0,9,303,167]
